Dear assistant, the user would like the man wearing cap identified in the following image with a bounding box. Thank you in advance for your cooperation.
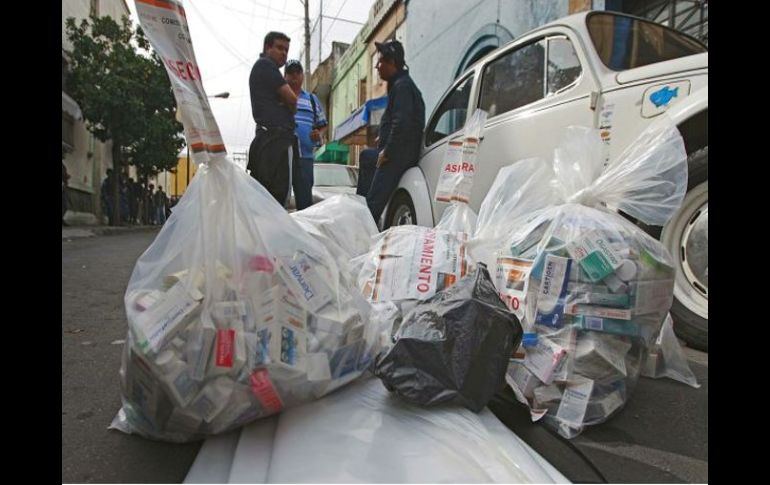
[247,31,300,207]
[357,39,425,224]
[284,59,328,210]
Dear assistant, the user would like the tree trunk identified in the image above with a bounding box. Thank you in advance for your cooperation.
[112,143,122,226]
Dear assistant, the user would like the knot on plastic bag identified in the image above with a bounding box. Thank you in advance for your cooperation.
[565,186,601,208]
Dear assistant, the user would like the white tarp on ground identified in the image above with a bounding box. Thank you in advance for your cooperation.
[184,377,570,483]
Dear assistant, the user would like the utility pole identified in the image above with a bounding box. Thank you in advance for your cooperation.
[319,0,323,69]
[303,0,311,90]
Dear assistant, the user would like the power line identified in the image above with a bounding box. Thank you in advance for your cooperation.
[321,14,363,26]
[214,0,304,19]
[187,0,251,65]
[324,0,351,35]
[208,1,265,47]
[263,0,273,34]
[311,0,353,68]
[205,61,250,83]
[233,0,260,152]
[215,2,302,21]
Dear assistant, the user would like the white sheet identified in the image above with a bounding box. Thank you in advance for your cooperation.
[185,376,570,483]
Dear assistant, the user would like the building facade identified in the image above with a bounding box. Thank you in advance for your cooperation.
[62,0,132,225]
[310,41,350,136]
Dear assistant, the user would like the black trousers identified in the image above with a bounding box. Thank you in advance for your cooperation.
[356,148,414,224]
[247,128,299,207]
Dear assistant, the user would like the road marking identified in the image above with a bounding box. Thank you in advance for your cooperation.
[578,440,708,482]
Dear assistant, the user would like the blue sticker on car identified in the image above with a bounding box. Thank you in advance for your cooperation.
[650,86,679,108]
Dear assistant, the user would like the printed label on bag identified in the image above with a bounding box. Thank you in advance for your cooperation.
[368,228,468,302]
[280,255,333,312]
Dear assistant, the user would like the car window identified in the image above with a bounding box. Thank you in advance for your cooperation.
[587,12,707,71]
[314,165,357,186]
[425,75,474,146]
[479,39,546,118]
[547,36,582,95]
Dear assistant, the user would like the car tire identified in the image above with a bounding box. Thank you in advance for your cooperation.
[660,147,708,351]
[386,191,417,229]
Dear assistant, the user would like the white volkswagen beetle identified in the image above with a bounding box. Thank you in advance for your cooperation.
[383,11,708,350]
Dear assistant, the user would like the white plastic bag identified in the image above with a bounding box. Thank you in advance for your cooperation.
[111,160,379,442]
[434,201,477,234]
[641,313,700,388]
[354,205,477,340]
[434,109,488,203]
[469,157,561,271]
[111,2,377,442]
[291,194,378,267]
[356,201,477,304]
[473,117,689,438]
[357,226,472,303]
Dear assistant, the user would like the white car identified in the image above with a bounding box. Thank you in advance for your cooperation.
[384,11,708,350]
[311,163,359,203]
[288,163,359,209]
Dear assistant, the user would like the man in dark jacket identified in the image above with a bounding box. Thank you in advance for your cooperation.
[357,40,425,224]
[247,31,300,207]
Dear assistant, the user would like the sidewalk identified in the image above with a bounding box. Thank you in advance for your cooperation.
[62,224,160,240]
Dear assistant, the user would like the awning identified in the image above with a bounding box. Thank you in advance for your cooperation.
[62,91,82,120]
[333,95,388,145]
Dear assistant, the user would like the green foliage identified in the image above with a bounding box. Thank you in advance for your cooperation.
[64,15,184,179]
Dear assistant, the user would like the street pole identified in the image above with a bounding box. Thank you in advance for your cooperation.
[304,0,311,90]
[319,0,323,69]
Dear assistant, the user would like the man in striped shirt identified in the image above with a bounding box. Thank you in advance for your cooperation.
[284,59,327,210]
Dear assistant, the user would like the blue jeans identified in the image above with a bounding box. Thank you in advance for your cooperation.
[156,206,166,225]
[293,157,314,210]
[356,148,411,224]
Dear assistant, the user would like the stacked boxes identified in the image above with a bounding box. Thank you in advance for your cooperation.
[498,206,675,438]
[122,251,377,440]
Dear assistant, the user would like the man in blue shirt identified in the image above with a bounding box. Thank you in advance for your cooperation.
[284,59,327,210]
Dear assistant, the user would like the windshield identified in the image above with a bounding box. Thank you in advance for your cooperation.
[587,12,707,71]
[314,165,358,187]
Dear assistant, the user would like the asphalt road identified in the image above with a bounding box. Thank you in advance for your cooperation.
[62,228,707,483]
[62,229,201,483]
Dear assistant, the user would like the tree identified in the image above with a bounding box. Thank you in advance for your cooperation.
[64,15,184,225]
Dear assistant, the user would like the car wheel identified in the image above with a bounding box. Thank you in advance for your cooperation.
[386,191,416,229]
[661,147,708,351]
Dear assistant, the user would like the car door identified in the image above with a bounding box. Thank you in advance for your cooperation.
[418,73,477,221]
[454,30,599,218]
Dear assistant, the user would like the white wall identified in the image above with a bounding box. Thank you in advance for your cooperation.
[404,0,569,117]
